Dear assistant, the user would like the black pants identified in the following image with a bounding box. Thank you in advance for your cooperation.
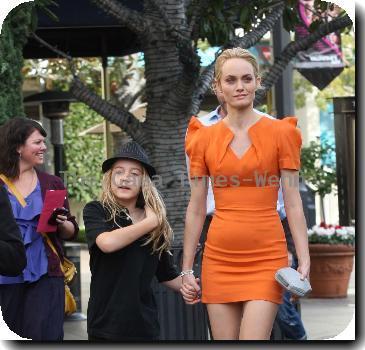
[200,215,213,339]
[88,335,107,341]
[0,275,64,340]
[88,335,160,342]
[200,215,213,246]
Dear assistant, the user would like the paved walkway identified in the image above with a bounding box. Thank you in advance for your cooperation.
[63,247,355,341]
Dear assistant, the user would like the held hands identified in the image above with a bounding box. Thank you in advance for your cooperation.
[180,273,201,305]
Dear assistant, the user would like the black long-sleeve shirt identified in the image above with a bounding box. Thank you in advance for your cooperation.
[0,186,26,276]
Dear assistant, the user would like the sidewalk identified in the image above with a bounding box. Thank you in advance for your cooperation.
[64,247,355,340]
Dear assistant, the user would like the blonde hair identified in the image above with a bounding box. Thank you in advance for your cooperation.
[101,166,173,257]
[214,47,261,84]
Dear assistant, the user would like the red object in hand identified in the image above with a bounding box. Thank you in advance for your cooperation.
[48,207,69,225]
[36,190,67,233]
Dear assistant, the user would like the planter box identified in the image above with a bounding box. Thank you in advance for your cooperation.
[309,244,354,298]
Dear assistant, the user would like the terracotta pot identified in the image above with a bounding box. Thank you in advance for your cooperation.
[308,244,355,298]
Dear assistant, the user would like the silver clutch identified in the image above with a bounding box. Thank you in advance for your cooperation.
[275,267,312,297]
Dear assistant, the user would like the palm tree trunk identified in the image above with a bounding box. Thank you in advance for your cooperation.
[141,0,194,244]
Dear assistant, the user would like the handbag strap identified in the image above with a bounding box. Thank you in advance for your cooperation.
[0,174,27,207]
[43,234,65,274]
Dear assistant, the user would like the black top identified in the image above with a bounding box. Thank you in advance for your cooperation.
[281,217,297,259]
[83,201,179,341]
[0,186,26,276]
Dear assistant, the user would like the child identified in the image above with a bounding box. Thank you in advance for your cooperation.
[83,141,195,341]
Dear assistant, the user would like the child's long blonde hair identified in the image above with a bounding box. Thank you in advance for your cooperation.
[101,166,173,257]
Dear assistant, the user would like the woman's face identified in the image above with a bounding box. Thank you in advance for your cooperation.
[17,129,47,167]
[218,57,260,111]
[111,159,143,203]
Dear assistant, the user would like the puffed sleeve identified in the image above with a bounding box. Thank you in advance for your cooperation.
[185,116,209,178]
[277,117,302,170]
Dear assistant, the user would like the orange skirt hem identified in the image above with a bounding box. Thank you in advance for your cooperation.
[201,292,283,305]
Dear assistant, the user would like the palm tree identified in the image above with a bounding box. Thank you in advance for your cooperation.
[69,0,352,242]
[2,0,353,242]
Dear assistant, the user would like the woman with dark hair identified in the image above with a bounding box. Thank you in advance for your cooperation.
[0,117,79,340]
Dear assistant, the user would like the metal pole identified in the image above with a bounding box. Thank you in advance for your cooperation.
[50,118,64,178]
[102,38,113,158]
[333,97,355,226]
[272,18,295,119]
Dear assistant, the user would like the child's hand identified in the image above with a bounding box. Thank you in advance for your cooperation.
[180,277,201,305]
[144,206,159,229]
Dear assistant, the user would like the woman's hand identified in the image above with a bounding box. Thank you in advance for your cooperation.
[180,274,201,305]
[297,259,310,281]
[56,214,68,226]
[144,206,159,230]
[287,261,310,303]
[56,212,75,239]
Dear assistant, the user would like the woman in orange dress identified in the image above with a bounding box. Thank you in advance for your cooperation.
[180,48,310,340]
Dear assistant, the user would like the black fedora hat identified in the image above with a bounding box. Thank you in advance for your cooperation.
[102,141,156,178]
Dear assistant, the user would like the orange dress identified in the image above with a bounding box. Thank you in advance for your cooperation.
[185,115,302,304]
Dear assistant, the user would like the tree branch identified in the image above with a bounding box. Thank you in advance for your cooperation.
[31,32,77,75]
[91,0,147,36]
[126,87,145,111]
[145,0,200,109]
[190,0,286,115]
[31,32,71,61]
[70,77,148,147]
[254,14,353,106]
[147,0,190,43]
[166,42,201,111]
[187,0,210,39]
[30,31,148,145]
[147,0,199,77]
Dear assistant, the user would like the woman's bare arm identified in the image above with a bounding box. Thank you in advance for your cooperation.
[281,169,310,279]
[181,177,208,294]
